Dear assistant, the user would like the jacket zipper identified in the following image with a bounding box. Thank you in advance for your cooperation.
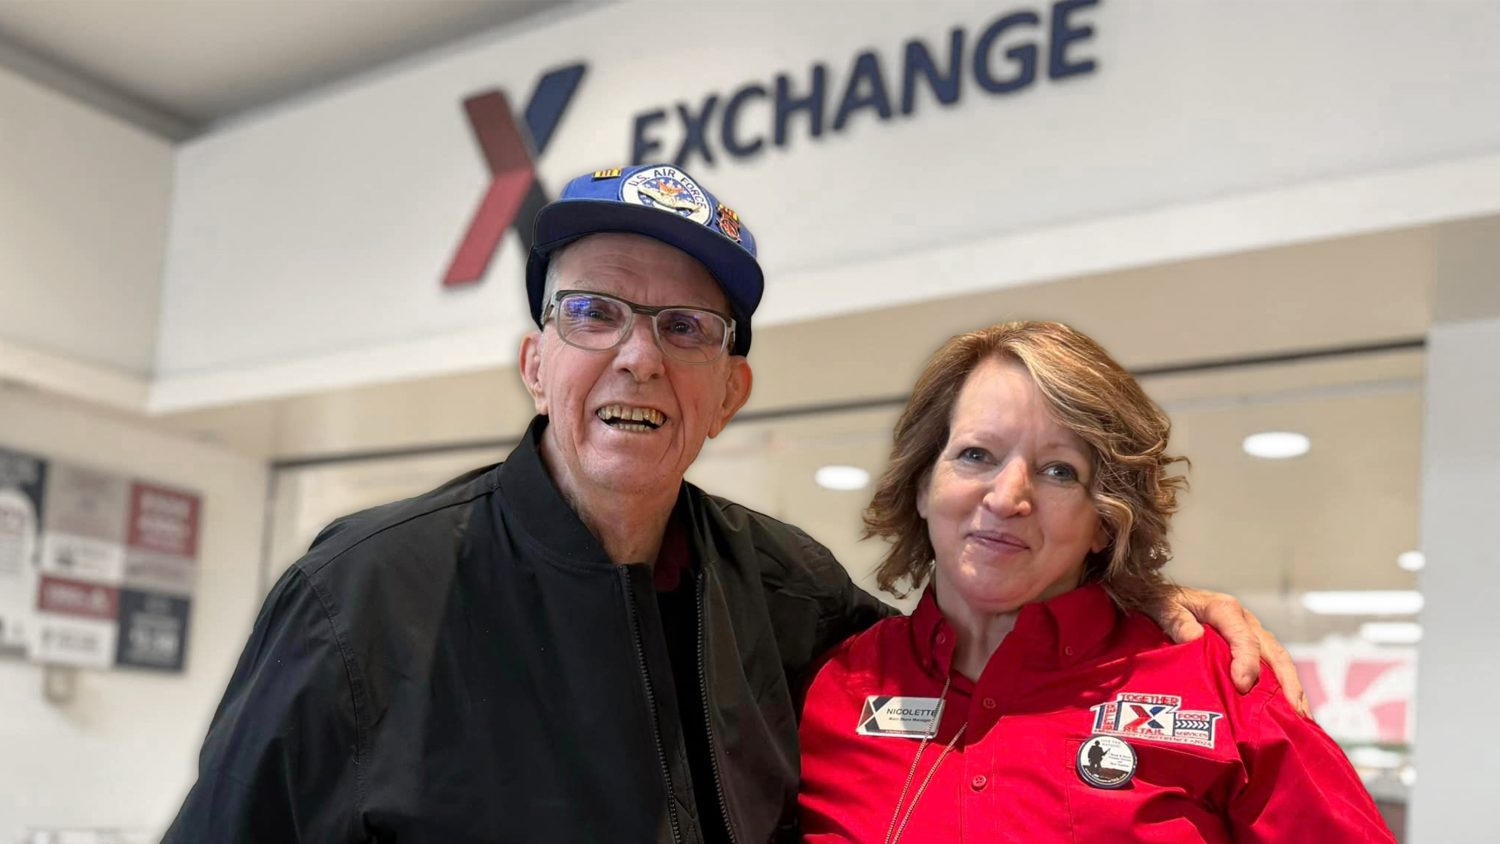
[696,572,739,844]
[622,568,683,844]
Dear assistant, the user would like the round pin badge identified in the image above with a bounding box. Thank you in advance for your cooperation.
[1076,735,1137,789]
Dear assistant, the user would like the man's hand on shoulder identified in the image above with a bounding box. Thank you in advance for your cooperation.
[1151,586,1309,716]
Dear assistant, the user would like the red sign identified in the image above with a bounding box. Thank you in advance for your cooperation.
[126,483,200,558]
[36,575,119,621]
[1295,653,1413,744]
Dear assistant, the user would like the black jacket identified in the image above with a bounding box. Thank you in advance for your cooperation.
[164,417,889,843]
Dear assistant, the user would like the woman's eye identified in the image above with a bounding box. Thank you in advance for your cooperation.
[958,447,990,463]
[1043,463,1080,482]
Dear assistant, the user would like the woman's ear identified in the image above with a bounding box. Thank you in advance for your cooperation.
[915,469,932,520]
[1091,521,1111,556]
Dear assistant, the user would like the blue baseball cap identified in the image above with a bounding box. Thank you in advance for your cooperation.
[527,164,763,356]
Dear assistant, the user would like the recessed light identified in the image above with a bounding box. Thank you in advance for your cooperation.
[815,465,870,491]
[1242,431,1311,460]
[1396,550,1425,572]
[1301,590,1423,616]
[1359,621,1422,645]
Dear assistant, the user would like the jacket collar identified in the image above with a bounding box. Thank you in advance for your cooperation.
[911,581,1122,678]
[495,415,616,568]
[496,415,711,574]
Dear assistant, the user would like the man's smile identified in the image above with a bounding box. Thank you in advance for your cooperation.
[596,404,668,432]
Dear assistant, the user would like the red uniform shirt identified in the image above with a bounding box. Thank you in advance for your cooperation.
[798,584,1394,843]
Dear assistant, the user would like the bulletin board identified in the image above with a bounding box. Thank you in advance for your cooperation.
[0,446,199,673]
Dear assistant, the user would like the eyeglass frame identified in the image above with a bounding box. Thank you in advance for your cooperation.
[539,288,738,364]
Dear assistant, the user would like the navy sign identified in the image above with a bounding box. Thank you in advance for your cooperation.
[116,588,191,672]
[630,0,1100,168]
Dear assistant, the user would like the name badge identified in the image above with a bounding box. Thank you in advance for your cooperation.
[857,695,945,739]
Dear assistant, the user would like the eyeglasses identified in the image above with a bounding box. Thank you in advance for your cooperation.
[541,289,737,365]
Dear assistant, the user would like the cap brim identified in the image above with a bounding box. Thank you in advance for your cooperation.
[528,200,761,355]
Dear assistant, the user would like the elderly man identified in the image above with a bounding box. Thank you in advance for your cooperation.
[164,164,1300,843]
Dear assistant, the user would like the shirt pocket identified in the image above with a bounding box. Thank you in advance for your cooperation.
[1059,735,1235,843]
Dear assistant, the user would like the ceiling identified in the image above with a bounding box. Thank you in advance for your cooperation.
[0,0,584,139]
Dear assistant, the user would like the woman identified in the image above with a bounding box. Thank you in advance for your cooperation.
[798,321,1393,843]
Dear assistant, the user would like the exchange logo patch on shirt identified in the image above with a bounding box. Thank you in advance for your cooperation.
[856,695,944,739]
[1089,692,1223,749]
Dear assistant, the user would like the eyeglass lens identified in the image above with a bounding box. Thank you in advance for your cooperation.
[554,292,729,363]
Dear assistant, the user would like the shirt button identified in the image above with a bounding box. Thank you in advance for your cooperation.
[982,697,997,710]
[936,632,947,645]
[970,774,988,791]
[1064,645,1075,657]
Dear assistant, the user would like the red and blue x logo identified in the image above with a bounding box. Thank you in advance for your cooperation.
[1123,704,1171,732]
[444,63,587,287]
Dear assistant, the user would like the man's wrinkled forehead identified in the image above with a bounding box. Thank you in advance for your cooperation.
[554,233,730,311]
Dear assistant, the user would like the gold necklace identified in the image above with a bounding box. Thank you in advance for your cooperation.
[882,676,967,844]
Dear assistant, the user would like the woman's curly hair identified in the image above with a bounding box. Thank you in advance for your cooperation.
[864,320,1188,612]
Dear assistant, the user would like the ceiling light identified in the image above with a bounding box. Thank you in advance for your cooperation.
[815,465,870,491]
[1396,550,1425,572]
[1301,590,1423,616]
[1359,621,1422,645]
[1242,431,1311,460]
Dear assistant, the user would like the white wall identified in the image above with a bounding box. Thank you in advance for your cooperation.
[0,385,267,841]
[1409,220,1500,843]
[0,61,174,401]
[155,0,1500,410]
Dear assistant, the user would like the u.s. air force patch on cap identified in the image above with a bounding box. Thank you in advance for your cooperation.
[1089,692,1222,749]
[856,695,944,739]
[1077,735,1136,789]
[621,166,712,225]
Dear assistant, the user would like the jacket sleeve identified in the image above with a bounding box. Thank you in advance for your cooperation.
[162,565,365,843]
[787,526,894,660]
[1229,687,1396,843]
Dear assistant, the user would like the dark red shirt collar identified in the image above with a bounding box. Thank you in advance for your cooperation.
[910,581,1122,679]
[653,506,693,592]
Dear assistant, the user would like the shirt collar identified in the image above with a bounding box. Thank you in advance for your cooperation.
[653,501,695,591]
[910,581,1122,675]
[1016,581,1121,667]
[910,585,957,678]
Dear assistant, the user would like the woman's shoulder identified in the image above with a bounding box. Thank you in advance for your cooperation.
[1116,611,1284,710]
[821,610,915,668]
[806,612,919,699]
